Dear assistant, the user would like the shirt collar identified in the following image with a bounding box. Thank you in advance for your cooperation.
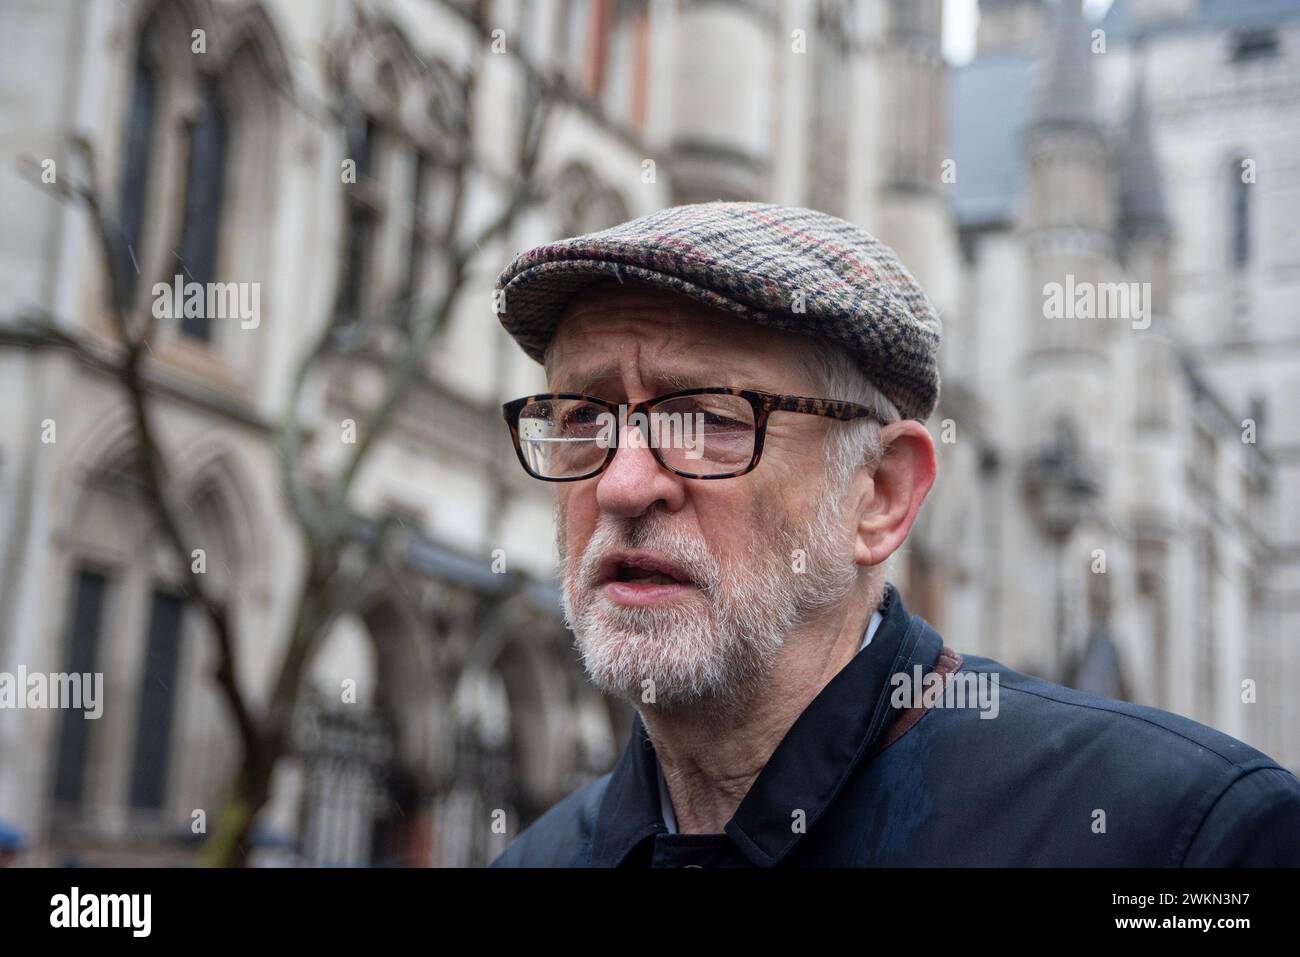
[591,583,945,867]
[654,607,884,836]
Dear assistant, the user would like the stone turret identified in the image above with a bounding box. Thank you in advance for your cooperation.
[1025,0,1114,238]
[1119,68,1169,229]
[668,0,777,203]
[1023,0,1118,361]
[1017,1,1123,679]
[1118,62,1172,309]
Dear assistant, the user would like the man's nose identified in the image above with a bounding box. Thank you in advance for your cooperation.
[595,424,687,518]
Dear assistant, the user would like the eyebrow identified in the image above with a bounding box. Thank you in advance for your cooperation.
[558,366,728,396]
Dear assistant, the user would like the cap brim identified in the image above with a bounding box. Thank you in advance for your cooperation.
[496,259,777,365]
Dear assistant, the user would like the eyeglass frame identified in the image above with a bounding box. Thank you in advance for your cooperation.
[502,386,878,482]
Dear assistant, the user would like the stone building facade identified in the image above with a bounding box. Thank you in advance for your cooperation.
[941,0,1300,771]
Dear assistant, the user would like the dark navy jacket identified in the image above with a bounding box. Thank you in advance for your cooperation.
[492,585,1300,866]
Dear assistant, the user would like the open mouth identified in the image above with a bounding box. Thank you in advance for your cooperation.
[612,566,683,585]
[597,552,695,602]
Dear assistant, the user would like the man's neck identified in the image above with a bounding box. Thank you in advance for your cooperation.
[640,591,877,835]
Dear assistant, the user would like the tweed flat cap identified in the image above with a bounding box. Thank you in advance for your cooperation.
[494,201,941,420]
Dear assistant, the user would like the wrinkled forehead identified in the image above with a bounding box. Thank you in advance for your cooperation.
[545,280,818,396]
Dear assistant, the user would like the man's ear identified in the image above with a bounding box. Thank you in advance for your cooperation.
[852,420,937,568]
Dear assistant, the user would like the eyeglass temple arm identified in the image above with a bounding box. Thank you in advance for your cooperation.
[766,394,874,421]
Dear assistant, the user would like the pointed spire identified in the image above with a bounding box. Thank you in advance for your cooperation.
[1119,56,1170,228]
[1030,0,1098,128]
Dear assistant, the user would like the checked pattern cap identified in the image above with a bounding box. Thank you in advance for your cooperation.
[494,201,942,421]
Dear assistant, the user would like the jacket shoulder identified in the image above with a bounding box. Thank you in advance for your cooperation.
[490,771,611,867]
[1181,765,1300,866]
[959,652,1279,769]
[951,653,1300,864]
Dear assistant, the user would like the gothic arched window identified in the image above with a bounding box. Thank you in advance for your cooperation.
[338,34,460,336]
[340,115,379,328]
[177,75,228,341]
[1230,157,1251,269]
[119,48,158,302]
[113,1,287,361]
[339,51,407,331]
[49,445,255,838]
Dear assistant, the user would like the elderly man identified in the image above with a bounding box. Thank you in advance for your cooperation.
[489,202,1300,867]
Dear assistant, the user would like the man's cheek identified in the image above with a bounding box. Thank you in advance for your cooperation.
[555,491,576,559]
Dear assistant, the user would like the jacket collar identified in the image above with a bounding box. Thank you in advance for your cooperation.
[589,583,946,867]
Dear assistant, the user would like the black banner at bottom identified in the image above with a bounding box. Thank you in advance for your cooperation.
[0,866,1289,941]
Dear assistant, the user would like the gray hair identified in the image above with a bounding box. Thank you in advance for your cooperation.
[799,335,901,488]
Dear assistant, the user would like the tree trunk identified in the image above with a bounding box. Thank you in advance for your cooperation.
[200,742,279,867]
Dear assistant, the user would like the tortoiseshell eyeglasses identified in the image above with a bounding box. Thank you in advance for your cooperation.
[502,387,876,481]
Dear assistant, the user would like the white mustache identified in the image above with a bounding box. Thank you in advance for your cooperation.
[576,516,722,593]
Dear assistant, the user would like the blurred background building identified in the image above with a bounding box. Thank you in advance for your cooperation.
[0,0,1295,866]
[939,0,1300,783]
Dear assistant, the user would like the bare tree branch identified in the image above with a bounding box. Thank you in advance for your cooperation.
[18,142,263,766]
[15,0,570,866]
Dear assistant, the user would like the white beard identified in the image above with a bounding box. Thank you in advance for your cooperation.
[558,488,857,716]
